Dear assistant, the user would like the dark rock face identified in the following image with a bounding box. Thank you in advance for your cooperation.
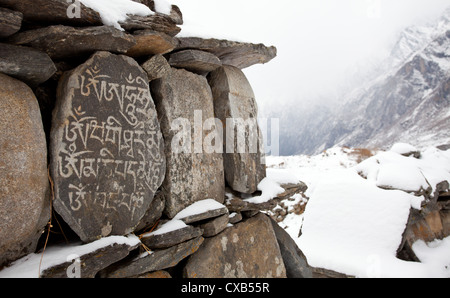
[51,51,166,243]
[0,73,50,267]
[0,7,22,38]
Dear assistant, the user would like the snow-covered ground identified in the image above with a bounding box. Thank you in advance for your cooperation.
[266,145,450,278]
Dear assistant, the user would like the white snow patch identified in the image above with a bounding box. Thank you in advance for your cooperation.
[153,0,172,15]
[79,0,154,30]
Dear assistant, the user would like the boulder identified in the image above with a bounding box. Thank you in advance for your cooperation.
[183,213,286,278]
[0,7,22,38]
[208,65,266,194]
[126,30,176,58]
[0,0,102,26]
[175,37,277,69]
[0,43,56,87]
[51,51,166,243]
[100,236,204,278]
[151,68,225,218]
[0,73,50,267]
[8,25,136,60]
[168,49,222,75]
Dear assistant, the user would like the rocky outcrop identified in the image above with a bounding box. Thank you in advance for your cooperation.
[0,0,291,279]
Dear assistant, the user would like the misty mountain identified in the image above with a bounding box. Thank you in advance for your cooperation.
[274,8,450,156]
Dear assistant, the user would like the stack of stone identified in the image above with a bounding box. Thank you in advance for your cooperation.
[0,0,313,278]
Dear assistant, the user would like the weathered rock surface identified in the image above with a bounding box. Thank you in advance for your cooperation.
[208,65,266,194]
[168,49,222,75]
[174,199,229,224]
[100,236,204,278]
[126,30,176,57]
[0,0,102,26]
[135,192,165,233]
[119,14,180,37]
[151,68,225,218]
[51,51,166,243]
[183,213,286,278]
[0,43,56,86]
[8,25,136,60]
[176,37,277,69]
[141,54,171,82]
[0,7,22,38]
[0,73,50,267]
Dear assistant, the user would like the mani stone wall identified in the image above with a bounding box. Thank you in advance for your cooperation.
[0,0,315,279]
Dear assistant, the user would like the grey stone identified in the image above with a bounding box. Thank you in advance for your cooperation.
[228,212,242,224]
[141,224,203,249]
[0,73,50,267]
[119,14,180,37]
[208,65,266,194]
[198,213,229,237]
[151,68,225,218]
[0,43,56,87]
[51,51,166,243]
[176,204,229,225]
[100,236,204,278]
[135,192,165,233]
[168,49,222,75]
[141,54,171,82]
[0,7,22,38]
[8,25,136,60]
[175,37,277,69]
[183,213,286,278]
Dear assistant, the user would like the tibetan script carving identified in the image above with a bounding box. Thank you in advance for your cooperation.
[51,51,165,242]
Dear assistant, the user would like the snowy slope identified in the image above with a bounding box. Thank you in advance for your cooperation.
[272,7,450,155]
[266,145,450,278]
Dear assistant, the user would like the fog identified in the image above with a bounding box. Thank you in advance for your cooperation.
[171,0,450,113]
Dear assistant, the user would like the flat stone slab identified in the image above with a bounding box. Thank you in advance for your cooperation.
[174,199,229,224]
[199,213,229,237]
[141,220,203,249]
[51,51,166,243]
[0,43,56,87]
[8,25,136,60]
[126,30,176,57]
[100,236,204,278]
[175,37,277,69]
[168,49,222,75]
[183,213,286,278]
[0,235,140,278]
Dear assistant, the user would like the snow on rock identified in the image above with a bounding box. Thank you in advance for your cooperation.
[174,199,226,221]
[79,0,154,30]
[154,0,173,15]
[267,144,450,278]
[390,142,419,156]
[141,219,187,237]
[0,235,140,278]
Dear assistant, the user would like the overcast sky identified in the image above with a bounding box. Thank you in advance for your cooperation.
[171,0,450,111]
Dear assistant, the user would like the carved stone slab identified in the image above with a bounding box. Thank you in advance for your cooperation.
[51,51,166,243]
